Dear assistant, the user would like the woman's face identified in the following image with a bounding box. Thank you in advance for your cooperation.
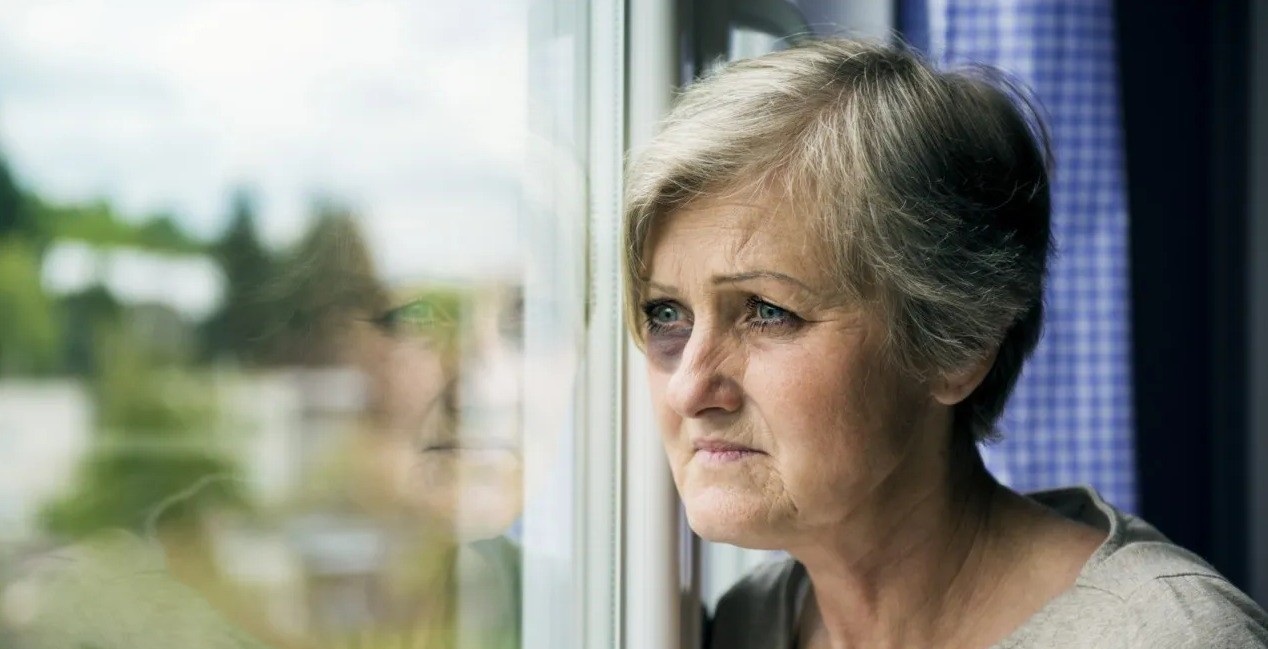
[642,194,942,549]
[357,287,524,539]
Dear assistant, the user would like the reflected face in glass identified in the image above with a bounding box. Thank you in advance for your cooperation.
[356,287,524,540]
[641,194,936,550]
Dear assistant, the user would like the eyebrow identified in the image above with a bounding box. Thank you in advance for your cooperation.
[715,271,814,292]
[647,270,817,296]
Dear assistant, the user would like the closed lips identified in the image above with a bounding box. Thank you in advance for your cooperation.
[693,439,763,454]
[421,439,518,453]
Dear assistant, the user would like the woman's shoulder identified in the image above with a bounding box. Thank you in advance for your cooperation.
[1007,486,1268,647]
[1078,538,1268,647]
[1009,556,1268,648]
[1030,486,1250,596]
[1124,570,1268,645]
[707,557,805,649]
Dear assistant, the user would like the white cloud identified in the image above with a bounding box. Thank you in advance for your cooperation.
[0,0,529,284]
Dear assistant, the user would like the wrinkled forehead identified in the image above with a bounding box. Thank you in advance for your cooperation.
[642,187,835,285]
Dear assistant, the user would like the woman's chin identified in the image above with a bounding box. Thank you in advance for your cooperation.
[395,448,523,540]
[682,486,782,549]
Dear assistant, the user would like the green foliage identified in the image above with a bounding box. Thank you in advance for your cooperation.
[37,198,205,255]
[0,238,62,374]
[135,213,201,252]
[40,325,249,539]
[91,326,216,433]
[0,154,39,241]
[201,191,277,365]
[38,441,246,538]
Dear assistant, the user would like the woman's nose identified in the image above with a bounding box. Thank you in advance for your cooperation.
[663,332,742,418]
[454,317,520,416]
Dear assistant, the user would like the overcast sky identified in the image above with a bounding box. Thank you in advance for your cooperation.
[0,0,530,288]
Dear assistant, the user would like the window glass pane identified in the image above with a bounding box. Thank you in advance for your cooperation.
[0,2,586,648]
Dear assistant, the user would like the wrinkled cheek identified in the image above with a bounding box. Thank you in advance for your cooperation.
[764,398,867,504]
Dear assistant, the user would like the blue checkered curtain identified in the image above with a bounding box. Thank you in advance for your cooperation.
[913,0,1137,511]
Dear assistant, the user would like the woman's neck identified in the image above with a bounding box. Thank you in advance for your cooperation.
[789,436,1014,649]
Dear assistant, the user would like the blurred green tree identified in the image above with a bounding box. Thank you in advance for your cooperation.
[0,238,61,374]
[262,202,389,366]
[135,213,203,253]
[40,322,250,538]
[39,198,204,254]
[201,190,277,365]
[0,154,40,243]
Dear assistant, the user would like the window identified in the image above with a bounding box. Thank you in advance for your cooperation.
[0,1,616,647]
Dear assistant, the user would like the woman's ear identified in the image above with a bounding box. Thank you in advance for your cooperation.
[931,349,998,406]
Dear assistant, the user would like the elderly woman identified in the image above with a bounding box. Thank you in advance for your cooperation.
[624,39,1268,648]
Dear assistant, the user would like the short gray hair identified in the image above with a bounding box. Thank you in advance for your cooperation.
[623,38,1052,441]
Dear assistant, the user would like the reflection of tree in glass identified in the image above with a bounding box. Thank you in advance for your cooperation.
[0,239,61,374]
[260,203,389,367]
[39,323,249,539]
[202,190,277,366]
[4,195,527,649]
[0,152,59,374]
[0,153,42,245]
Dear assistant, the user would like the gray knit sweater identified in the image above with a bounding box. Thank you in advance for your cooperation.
[708,486,1268,648]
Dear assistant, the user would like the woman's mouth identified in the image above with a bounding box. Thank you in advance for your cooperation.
[421,441,517,454]
[692,439,764,463]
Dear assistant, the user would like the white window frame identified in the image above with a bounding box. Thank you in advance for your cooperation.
[622,0,686,647]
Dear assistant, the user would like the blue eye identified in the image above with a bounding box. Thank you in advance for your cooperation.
[755,301,786,321]
[651,303,680,324]
[641,300,688,336]
[746,297,801,332]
